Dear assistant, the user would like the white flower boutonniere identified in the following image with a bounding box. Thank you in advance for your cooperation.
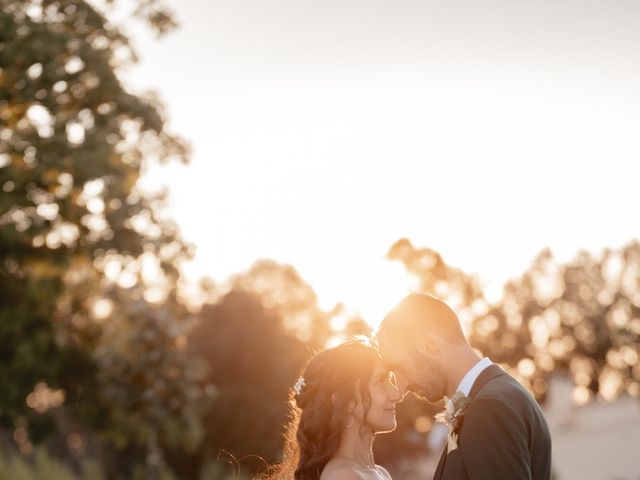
[435,391,472,452]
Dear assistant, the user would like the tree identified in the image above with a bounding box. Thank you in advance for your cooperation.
[94,288,212,479]
[187,289,309,478]
[230,260,334,348]
[470,243,640,403]
[187,260,370,478]
[0,0,196,476]
[386,238,488,328]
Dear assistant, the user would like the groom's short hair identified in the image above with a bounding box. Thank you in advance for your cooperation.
[379,294,467,345]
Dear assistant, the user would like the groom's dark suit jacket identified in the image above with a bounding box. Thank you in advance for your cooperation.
[433,364,551,480]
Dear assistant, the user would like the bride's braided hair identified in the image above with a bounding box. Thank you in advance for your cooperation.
[261,339,379,480]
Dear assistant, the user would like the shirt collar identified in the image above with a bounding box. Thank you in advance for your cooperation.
[455,357,493,396]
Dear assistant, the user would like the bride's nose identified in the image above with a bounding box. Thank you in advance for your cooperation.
[393,374,409,398]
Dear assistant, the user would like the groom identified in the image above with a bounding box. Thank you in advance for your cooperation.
[377,294,551,480]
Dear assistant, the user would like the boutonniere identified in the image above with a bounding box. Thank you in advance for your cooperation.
[435,391,471,452]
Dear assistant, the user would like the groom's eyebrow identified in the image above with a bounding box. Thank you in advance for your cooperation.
[385,362,401,371]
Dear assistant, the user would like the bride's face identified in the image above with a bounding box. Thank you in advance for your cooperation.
[358,358,402,433]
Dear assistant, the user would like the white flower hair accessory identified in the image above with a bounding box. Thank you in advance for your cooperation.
[293,376,306,395]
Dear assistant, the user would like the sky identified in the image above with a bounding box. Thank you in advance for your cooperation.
[123,0,640,327]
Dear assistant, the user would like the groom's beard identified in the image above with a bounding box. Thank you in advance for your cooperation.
[412,352,447,404]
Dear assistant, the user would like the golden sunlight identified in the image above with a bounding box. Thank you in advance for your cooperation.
[320,259,415,332]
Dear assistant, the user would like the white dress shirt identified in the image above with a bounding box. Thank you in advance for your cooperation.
[444,357,493,416]
[455,357,493,396]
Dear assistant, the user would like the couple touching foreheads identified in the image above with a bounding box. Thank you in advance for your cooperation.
[266,294,551,480]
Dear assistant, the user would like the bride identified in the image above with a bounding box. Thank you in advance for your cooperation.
[264,339,402,480]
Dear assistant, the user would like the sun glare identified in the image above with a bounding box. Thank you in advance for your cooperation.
[317,258,415,332]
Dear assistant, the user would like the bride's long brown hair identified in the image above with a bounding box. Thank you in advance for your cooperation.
[261,340,380,480]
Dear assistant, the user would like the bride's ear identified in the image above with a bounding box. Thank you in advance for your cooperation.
[330,393,357,413]
[351,381,363,410]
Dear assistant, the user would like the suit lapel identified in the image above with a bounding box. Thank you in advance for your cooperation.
[433,444,448,480]
[432,364,506,479]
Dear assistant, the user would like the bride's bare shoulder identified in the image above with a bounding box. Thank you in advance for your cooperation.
[375,465,392,480]
[319,468,361,480]
[320,459,362,480]
[320,460,392,480]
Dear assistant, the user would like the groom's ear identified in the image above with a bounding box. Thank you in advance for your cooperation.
[416,331,439,355]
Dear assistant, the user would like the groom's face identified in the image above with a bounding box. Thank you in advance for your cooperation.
[379,336,447,404]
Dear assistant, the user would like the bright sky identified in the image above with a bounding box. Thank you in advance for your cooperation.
[124,0,640,328]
